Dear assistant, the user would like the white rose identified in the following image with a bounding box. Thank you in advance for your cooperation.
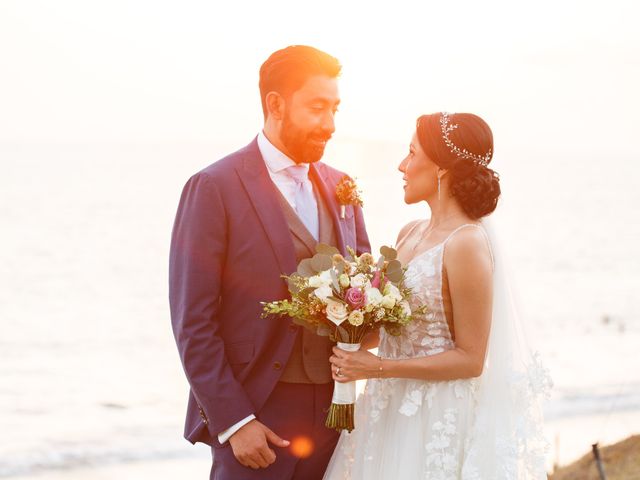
[325,299,349,326]
[310,271,332,288]
[314,285,333,302]
[319,269,333,284]
[348,310,364,326]
[350,273,369,288]
[383,283,402,302]
[365,287,383,306]
[381,295,396,309]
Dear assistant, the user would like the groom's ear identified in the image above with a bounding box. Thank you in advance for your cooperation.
[265,92,285,121]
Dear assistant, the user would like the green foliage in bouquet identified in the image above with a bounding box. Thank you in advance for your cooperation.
[262,243,428,343]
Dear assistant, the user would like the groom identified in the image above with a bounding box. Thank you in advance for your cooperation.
[169,45,370,479]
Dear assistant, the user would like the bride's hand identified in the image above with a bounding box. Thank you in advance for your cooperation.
[330,346,380,382]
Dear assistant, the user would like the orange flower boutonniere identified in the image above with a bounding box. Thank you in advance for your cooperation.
[335,176,364,219]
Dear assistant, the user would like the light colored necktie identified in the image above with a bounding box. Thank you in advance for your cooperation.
[286,164,319,240]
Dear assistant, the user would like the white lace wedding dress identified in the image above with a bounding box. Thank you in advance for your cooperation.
[323,223,551,480]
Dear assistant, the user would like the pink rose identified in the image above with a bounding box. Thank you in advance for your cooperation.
[344,287,366,309]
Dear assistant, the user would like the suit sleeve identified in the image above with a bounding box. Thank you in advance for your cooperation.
[169,172,254,437]
[353,203,371,256]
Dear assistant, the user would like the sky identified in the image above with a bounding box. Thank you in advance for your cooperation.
[1,0,639,157]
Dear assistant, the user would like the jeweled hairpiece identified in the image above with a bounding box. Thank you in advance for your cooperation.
[440,112,492,166]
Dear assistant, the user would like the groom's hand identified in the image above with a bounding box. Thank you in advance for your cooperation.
[228,419,290,469]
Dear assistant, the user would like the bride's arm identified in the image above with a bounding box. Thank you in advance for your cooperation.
[331,229,493,382]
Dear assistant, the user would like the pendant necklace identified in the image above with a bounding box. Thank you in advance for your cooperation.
[411,213,464,252]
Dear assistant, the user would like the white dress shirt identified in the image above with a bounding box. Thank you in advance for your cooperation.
[217,131,319,444]
[258,131,319,236]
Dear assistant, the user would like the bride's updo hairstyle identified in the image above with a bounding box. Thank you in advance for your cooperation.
[416,113,501,219]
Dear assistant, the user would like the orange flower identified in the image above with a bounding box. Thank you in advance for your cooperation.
[335,176,363,218]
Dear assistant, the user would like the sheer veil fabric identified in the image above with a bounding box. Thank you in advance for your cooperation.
[460,218,552,478]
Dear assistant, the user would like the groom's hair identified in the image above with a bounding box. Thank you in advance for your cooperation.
[259,45,341,120]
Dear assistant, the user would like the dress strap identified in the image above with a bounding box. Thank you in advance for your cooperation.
[396,219,426,249]
[443,223,494,270]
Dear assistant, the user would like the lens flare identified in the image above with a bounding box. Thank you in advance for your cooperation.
[290,435,314,459]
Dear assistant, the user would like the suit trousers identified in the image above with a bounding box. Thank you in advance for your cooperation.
[210,382,339,480]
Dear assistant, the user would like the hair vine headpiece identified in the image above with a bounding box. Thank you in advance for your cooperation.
[440,112,492,166]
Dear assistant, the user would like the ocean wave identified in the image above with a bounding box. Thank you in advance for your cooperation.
[545,383,640,420]
[0,437,207,478]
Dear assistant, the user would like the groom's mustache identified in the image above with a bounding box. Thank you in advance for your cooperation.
[308,132,333,142]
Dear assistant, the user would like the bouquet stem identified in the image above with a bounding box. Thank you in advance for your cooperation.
[325,342,360,432]
[325,403,355,432]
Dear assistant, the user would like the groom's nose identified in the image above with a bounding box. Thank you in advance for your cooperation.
[321,111,336,135]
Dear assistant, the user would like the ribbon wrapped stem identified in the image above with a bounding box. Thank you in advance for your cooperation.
[325,342,360,432]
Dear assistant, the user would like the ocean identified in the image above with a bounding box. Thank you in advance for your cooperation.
[1,138,638,477]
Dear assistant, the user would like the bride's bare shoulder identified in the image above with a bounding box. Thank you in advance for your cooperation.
[444,226,492,271]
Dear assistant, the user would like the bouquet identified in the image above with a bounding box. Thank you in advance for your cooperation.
[262,243,427,432]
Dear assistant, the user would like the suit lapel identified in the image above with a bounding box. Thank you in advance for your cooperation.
[310,163,346,253]
[236,139,298,275]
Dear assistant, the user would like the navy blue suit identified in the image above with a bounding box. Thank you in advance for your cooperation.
[169,138,370,478]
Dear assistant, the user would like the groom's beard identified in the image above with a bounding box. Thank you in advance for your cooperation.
[281,114,332,164]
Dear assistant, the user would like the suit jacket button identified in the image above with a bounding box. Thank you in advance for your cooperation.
[273,361,282,370]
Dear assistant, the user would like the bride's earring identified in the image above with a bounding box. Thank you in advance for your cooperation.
[437,174,441,201]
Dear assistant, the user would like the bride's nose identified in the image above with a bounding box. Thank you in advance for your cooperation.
[398,156,408,173]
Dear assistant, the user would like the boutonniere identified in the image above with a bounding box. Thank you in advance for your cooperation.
[335,176,364,219]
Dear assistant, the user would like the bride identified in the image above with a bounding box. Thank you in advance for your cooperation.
[324,112,551,479]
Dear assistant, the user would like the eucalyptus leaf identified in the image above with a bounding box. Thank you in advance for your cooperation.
[386,259,402,274]
[316,243,340,256]
[336,324,350,343]
[297,258,315,277]
[385,259,403,283]
[317,324,332,337]
[311,253,333,272]
[380,245,398,260]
